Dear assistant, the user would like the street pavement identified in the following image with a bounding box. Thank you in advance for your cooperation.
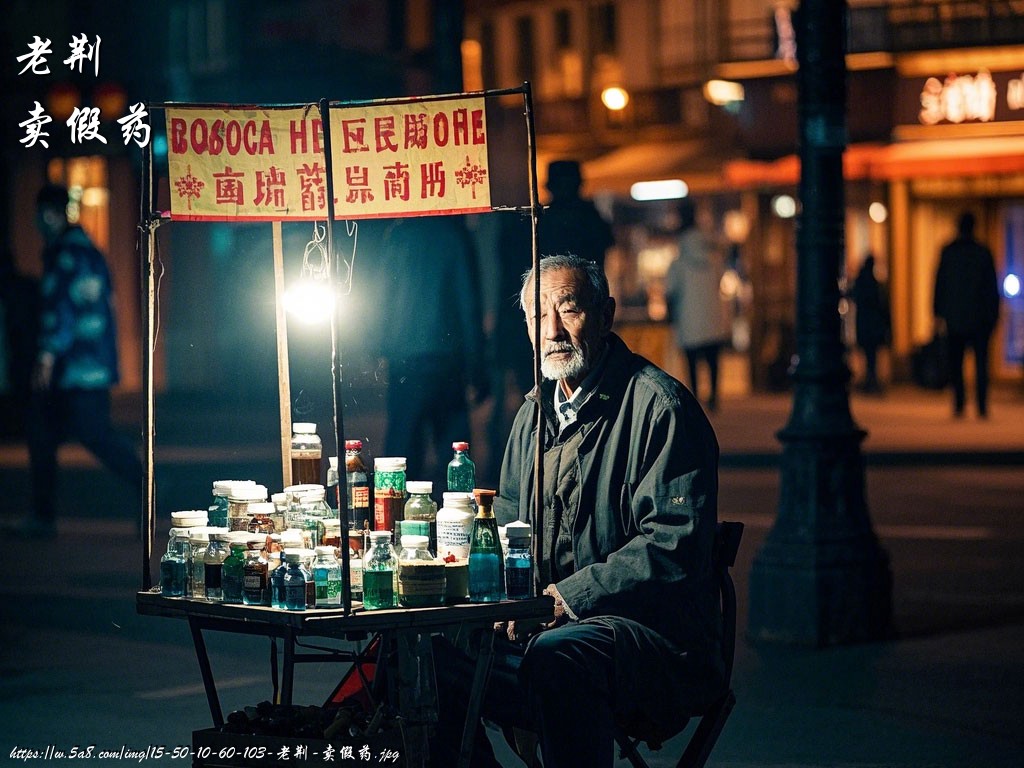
[0,382,1022,767]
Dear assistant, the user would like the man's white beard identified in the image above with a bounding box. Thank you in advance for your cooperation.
[541,341,588,382]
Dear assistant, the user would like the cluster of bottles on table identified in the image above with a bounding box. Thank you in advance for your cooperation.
[159,424,534,611]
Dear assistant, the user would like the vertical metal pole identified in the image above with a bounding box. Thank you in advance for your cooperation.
[747,0,891,646]
[523,82,544,597]
[141,122,156,591]
[319,99,352,614]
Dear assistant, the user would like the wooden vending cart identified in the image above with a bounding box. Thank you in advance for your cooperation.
[135,86,553,768]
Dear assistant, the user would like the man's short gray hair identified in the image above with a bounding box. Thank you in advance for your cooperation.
[519,253,610,311]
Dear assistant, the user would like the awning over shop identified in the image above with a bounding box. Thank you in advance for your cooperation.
[725,135,1024,188]
[579,140,729,197]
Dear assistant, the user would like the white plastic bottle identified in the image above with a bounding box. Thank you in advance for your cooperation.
[435,492,475,560]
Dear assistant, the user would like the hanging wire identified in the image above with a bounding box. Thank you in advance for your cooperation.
[303,219,358,295]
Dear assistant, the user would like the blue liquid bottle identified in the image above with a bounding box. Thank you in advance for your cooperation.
[160,528,189,597]
[468,489,504,602]
[282,550,310,611]
[504,522,533,600]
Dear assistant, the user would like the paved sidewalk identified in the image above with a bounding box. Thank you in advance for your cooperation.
[0,382,1021,767]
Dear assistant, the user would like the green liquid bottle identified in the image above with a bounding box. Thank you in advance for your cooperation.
[447,442,476,493]
[362,531,398,610]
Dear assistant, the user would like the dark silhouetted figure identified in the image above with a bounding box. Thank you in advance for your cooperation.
[933,211,1000,418]
[665,198,730,412]
[0,247,40,438]
[7,185,143,539]
[377,216,488,493]
[537,160,614,270]
[852,254,889,394]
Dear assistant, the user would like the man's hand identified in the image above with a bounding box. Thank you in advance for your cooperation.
[494,584,571,642]
[32,353,54,391]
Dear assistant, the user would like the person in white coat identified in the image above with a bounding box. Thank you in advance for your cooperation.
[665,198,730,412]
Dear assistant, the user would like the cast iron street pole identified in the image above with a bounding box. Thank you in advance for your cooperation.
[747,0,892,646]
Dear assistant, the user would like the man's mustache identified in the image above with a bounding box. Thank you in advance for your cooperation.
[543,342,576,358]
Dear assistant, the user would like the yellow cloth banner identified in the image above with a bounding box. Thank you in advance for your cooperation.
[328,97,491,218]
[165,97,491,221]
[166,106,327,221]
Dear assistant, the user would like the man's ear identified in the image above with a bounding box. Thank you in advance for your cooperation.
[599,296,616,336]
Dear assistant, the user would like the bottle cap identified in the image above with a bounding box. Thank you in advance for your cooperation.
[229,484,268,502]
[271,492,287,504]
[374,457,407,471]
[189,526,222,543]
[344,439,363,450]
[293,422,317,434]
[369,530,393,542]
[280,529,305,547]
[172,510,209,528]
[213,479,256,496]
[452,441,470,451]
[315,545,337,557]
[441,492,474,506]
[168,526,192,538]
[472,488,496,504]
[406,480,433,495]
[506,521,532,541]
[400,534,430,549]
[210,531,233,542]
[247,501,276,516]
[283,549,305,563]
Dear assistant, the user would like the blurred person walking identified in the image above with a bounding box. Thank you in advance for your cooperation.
[933,211,1000,418]
[377,215,488,493]
[4,184,142,539]
[0,247,40,438]
[665,198,730,413]
[537,160,614,271]
[851,253,890,394]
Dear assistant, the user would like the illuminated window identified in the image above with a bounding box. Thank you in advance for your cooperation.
[47,156,109,252]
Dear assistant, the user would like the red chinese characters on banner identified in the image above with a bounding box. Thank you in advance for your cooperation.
[329,97,491,218]
[165,97,491,221]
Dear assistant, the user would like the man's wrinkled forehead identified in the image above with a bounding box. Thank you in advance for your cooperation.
[523,267,589,312]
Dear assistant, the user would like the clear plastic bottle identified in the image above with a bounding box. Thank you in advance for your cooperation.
[203,532,232,602]
[282,550,311,611]
[160,527,190,597]
[446,442,476,493]
[504,522,533,600]
[436,492,475,561]
[398,534,445,608]
[290,422,322,485]
[374,457,406,536]
[404,481,438,555]
[468,489,504,602]
[208,480,255,528]
[227,483,268,532]
[313,546,343,607]
[362,531,398,610]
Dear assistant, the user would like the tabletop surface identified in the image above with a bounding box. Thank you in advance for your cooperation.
[137,589,555,634]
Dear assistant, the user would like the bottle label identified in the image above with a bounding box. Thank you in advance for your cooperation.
[350,485,370,509]
[437,517,471,559]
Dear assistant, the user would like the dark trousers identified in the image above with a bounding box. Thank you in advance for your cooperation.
[27,388,143,522]
[385,354,471,493]
[946,330,992,415]
[684,343,722,410]
[431,618,722,768]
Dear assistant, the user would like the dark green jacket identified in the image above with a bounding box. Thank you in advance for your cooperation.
[495,333,722,659]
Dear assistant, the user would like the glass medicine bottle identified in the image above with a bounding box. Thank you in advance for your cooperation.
[313,546,342,608]
[203,532,232,602]
[242,545,271,606]
[220,535,250,604]
[504,521,533,600]
[468,489,504,602]
[160,527,190,597]
[398,535,445,608]
[362,531,398,610]
[282,550,311,611]
[373,457,406,536]
[290,422,322,486]
[404,481,438,555]
[209,480,255,529]
[446,442,476,493]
